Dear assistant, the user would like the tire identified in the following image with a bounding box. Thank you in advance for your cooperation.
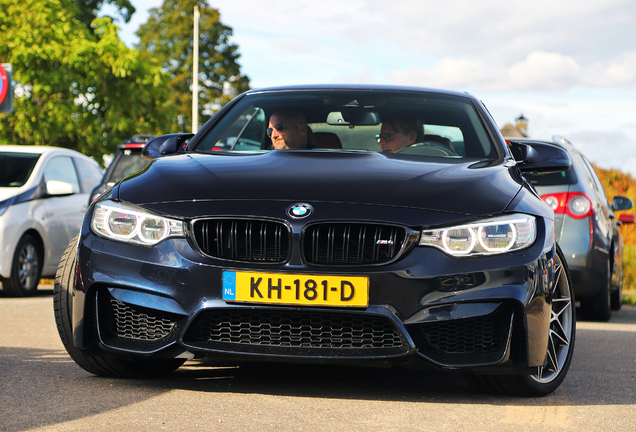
[464,245,576,396]
[4,234,42,297]
[53,235,185,378]
[610,271,622,312]
[580,260,612,321]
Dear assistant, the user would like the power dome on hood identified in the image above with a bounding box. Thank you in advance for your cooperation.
[117,151,522,216]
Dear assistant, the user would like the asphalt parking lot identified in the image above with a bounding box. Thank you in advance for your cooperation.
[0,285,635,432]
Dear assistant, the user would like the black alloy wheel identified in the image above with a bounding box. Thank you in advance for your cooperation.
[464,245,576,396]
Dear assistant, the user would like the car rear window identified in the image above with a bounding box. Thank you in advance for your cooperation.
[106,149,150,184]
[524,169,578,186]
[0,152,41,187]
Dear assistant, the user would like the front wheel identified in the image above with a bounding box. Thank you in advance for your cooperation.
[4,234,42,297]
[53,235,185,378]
[464,246,576,396]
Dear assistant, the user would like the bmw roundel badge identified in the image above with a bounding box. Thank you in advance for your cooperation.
[288,203,313,219]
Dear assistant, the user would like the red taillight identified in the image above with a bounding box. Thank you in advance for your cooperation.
[123,142,146,149]
[541,192,593,219]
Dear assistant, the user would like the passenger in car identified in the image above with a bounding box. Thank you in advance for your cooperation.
[267,111,314,150]
[377,114,424,153]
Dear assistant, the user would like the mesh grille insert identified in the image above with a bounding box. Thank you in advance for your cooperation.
[106,297,176,342]
[184,309,405,349]
[415,303,511,354]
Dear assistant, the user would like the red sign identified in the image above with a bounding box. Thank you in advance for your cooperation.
[0,64,7,105]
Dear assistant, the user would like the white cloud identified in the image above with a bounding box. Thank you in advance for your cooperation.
[388,51,636,92]
[507,52,582,91]
[567,130,636,176]
[208,0,636,63]
[585,52,636,87]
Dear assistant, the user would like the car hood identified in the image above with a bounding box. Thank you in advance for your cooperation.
[0,185,39,204]
[116,151,522,216]
[0,188,19,202]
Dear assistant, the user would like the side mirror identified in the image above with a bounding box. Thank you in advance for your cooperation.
[612,196,634,211]
[618,214,634,225]
[508,141,572,174]
[46,180,75,196]
[142,133,195,160]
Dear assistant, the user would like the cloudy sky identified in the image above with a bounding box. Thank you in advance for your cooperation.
[105,0,636,176]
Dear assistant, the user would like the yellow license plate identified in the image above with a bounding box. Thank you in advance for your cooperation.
[222,271,369,307]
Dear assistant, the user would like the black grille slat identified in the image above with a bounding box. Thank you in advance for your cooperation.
[193,219,290,263]
[304,223,406,265]
[184,310,404,350]
[194,219,406,265]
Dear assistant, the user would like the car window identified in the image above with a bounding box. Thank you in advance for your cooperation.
[43,156,80,193]
[580,153,609,203]
[0,152,41,187]
[523,169,577,186]
[107,149,150,184]
[74,158,103,193]
[193,90,498,161]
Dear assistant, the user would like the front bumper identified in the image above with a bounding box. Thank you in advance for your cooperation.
[70,217,556,373]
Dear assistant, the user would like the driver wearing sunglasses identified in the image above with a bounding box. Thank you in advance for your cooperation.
[267,111,312,150]
[377,114,423,153]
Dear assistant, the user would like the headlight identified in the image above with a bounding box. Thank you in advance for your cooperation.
[419,214,536,257]
[91,201,184,246]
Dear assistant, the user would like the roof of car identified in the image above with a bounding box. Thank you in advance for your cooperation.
[0,145,100,166]
[118,134,155,149]
[246,84,475,99]
[1,145,85,156]
[505,136,578,153]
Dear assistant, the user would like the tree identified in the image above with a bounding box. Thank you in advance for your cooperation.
[0,0,174,164]
[137,0,250,131]
[75,0,136,29]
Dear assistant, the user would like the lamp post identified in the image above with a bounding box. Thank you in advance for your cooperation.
[192,6,199,133]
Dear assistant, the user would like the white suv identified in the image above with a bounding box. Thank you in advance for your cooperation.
[0,146,102,296]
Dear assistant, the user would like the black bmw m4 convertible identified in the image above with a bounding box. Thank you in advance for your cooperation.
[54,85,576,396]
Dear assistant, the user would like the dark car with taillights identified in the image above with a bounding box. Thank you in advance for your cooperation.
[511,136,633,321]
[54,85,576,396]
[88,134,155,204]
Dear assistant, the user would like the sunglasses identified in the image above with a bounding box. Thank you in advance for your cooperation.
[267,123,293,137]
[375,132,397,143]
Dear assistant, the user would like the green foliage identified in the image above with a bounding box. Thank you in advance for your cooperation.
[622,292,636,306]
[137,0,250,130]
[594,165,636,299]
[623,244,636,293]
[0,0,174,164]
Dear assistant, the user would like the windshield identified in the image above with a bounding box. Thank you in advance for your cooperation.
[193,90,499,161]
[0,152,41,187]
